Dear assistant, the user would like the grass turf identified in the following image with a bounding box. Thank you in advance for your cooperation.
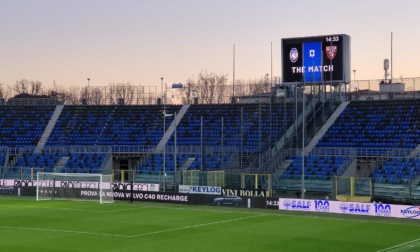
[0,196,419,252]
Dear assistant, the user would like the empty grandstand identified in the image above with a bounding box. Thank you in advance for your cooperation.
[1,76,420,204]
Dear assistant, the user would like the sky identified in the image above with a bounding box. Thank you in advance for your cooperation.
[1,0,420,91]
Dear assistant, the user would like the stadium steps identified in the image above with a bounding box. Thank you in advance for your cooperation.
[34,105,65,153]
[54,156,70,173]
[100,153,113,173]
[341,158,358,177]
[243,101,314,173]
[179,157,196,171]
[408,146,420,158]
[270,99,316,158]
[1,152,9,178]
[277,159,293,174]
[155,104,190,153]
[305,101,349,153]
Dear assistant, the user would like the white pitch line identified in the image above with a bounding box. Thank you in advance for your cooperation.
[0,214,265,239]
[129,214,265,238]
[376,238,420,252]
[0,225,131,238]
[22,206,111,213]
[20,205,147,213]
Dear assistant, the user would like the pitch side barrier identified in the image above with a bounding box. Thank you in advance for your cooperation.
[9,179,418,219]
[3,179,275,208]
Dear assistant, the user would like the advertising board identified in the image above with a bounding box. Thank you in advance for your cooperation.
[278,198,420,219]
[282,34,350,84]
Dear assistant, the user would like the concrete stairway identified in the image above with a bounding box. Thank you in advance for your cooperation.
[155,105,190,153]
[179,157,196,171]
[305,101,350,153]
[34,105,64,153]
[270,99,317,157]
[54,156,70,173]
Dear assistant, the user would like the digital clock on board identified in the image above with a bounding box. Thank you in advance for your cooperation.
[325,36,340,42]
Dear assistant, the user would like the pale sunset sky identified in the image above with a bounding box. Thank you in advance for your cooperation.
[1,0,419,90]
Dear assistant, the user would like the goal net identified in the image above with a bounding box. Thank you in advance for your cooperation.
[36,172,114,204]
[182,170,225,187]
[335,176,372,203]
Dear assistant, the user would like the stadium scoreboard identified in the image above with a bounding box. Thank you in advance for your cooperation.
[282,34,350,84]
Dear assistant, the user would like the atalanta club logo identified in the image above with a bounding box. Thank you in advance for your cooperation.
[289,48,298,63]
[309,49,315,58]
[339,203,349,213]
[326,46,337,60]
[283,200,292,209]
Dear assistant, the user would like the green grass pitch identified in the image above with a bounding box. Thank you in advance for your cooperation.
[0,196,419,252]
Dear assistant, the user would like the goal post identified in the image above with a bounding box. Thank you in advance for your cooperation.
[36,172,114,204]
[182,170,225,187]
[241,173,272,196]
[335,176,372,203]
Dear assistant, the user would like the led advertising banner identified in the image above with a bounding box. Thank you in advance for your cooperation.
[282,34,350,84]
[278,198,420,220]
[178,185,221,195]
[0,179,159,192]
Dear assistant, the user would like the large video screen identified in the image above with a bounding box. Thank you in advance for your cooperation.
[282,34,350,84]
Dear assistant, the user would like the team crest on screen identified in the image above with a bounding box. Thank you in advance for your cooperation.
[326,46,337,60]
[309,49,315,58]
[289,48,298,63]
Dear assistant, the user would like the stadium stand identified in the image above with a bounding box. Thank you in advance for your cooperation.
[62,153,108,173]
[138,153,234,172]
[0,106,55,147]
[278,99,420,187]
[281,155,348,179]
[45,105,181,147]
[316,100,420,150]
[137,103,297,173]
[167,103,296,152]
[15,152,64,173]
[2,95,420,203]
[373,157,420,184]
[45,106,113,146]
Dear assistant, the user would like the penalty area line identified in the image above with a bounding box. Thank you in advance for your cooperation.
[129,214,265,238]
[377,238,420,252]
[0,225,131,238]
[21,205,149,213]
[0,214,265,239]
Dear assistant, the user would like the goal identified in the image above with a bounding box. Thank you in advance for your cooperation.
[36,172,115,204]
[335,176,372,203]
